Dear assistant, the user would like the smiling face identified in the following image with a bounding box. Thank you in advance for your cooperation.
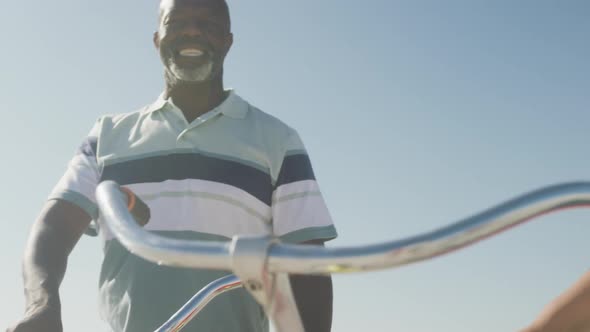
[154,0,233,84]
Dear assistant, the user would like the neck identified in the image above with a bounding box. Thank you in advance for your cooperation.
[164,73,227,123]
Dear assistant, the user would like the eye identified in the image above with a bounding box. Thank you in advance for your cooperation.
[203,20,226,34]
[163,15,187,29]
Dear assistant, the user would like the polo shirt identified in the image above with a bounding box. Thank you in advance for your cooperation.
[48,90,337,332]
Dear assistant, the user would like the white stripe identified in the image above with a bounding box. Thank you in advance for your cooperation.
[99,179,272,241]
[100,196,270,242]
[273,180,321,202]
[127,179,270,216]
[272,194,334,237]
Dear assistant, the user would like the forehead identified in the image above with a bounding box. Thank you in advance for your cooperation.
[160,0,227,18]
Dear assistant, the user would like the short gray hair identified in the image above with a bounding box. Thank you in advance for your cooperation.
[158,0,231,30]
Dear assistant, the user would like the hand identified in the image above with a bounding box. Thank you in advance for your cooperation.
[519,321,590,332]
[7,305,62,332]
[519,271,590,332]
[518,325,543,332]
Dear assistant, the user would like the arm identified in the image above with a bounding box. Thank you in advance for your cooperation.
[8,200,91,332]
[290,239,333,332]
[521,270,590,332]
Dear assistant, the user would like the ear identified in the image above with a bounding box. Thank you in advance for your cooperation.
[223,32,234,55]
[153,31,160,49]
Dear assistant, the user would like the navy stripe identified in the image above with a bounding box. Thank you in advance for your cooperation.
[78,137,98,158]
[276,154,316,188]
[100,153,273,205]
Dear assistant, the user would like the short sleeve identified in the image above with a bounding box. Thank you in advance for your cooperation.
[271,132,337,243]
[48,119,101,224]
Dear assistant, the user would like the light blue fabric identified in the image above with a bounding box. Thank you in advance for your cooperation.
[99,231,268,332]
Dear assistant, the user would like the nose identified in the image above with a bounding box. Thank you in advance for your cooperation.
[182,21,204,38]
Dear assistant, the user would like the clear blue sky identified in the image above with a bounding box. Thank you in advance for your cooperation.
[2,1,589,331]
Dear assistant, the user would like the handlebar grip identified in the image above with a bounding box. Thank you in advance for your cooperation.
[120,187,150,226]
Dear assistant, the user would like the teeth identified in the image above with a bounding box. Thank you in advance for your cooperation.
[179,48,204,57]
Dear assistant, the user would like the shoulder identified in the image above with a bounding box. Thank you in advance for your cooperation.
[238,98,309,181]
[92,102,156,136]
[97,106,147,128]
[242,101,299,143]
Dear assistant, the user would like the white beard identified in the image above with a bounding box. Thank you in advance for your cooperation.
[167,59,214,83]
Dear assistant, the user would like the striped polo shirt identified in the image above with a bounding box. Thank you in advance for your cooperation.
[48,90,337,332]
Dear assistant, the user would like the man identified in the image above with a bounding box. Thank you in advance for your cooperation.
[8,0,337,331]
[520,270,590,332]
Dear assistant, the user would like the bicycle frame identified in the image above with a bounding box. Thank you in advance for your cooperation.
[96,181,590,332]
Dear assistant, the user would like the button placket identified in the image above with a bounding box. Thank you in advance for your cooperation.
[177,111,221,142]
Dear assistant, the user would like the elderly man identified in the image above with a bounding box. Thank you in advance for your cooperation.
[8,0,336,331]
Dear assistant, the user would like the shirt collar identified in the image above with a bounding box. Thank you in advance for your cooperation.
[144,89,249,119]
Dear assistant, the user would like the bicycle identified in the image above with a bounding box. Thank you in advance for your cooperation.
[97,181,590,332]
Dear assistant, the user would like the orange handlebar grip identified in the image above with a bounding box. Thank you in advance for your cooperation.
[120,187,150,227]
[120,187,136,211]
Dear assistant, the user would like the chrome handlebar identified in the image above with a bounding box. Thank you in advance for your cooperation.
[97,181,590,274]
[96,180,590,332]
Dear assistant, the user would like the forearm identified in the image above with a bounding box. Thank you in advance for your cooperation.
[21,201,89,312]
[8,201,90,332]
[524,271,590,332]
[22,219,71,312]
[290,274,333,332]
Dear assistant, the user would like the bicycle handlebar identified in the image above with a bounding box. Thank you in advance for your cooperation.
[97,180,233,270]
[96,181,590,275]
